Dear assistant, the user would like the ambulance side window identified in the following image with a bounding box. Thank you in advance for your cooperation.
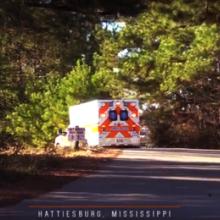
[120,110,128,121]
[109,110,117,121]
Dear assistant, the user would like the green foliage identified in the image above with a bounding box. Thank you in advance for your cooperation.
[0,0,99,147]
[148,71,220,148]
[6,60,93,147]
[91,0,220,147]
[2,0,220,148]
[93,10,220,99]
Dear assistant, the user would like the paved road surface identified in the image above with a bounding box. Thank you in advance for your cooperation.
[1,148,220,220]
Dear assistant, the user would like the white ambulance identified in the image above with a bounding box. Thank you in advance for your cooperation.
[69,99,140,147]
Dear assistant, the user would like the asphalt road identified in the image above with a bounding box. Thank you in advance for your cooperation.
[1,148,220,220]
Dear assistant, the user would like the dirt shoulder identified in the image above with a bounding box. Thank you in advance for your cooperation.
[0,147,121,207]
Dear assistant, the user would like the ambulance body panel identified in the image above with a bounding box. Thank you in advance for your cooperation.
[69,100,140,147]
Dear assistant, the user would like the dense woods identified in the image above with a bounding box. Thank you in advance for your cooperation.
[1,0,220,149]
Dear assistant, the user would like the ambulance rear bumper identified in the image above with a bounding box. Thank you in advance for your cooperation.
[99,138,140,147]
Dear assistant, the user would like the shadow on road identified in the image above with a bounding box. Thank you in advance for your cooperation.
[37,158,220,219]
[0,153,109,207]
[1,149,220,220]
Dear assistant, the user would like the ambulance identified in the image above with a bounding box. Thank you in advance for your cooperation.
[69,99,140,147]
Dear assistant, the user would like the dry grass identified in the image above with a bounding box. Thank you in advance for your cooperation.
[0,147,121,207]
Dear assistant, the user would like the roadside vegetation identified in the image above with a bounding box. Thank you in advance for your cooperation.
[0,147,120,207]
[1,0,219,150]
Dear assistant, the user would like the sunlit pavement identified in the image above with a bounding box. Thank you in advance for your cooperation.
[1,148,220,220]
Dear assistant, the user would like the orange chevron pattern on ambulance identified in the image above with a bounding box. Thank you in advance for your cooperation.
[98,100,140,146]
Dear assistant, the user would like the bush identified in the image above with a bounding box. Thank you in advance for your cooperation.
[144,108,220,149]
